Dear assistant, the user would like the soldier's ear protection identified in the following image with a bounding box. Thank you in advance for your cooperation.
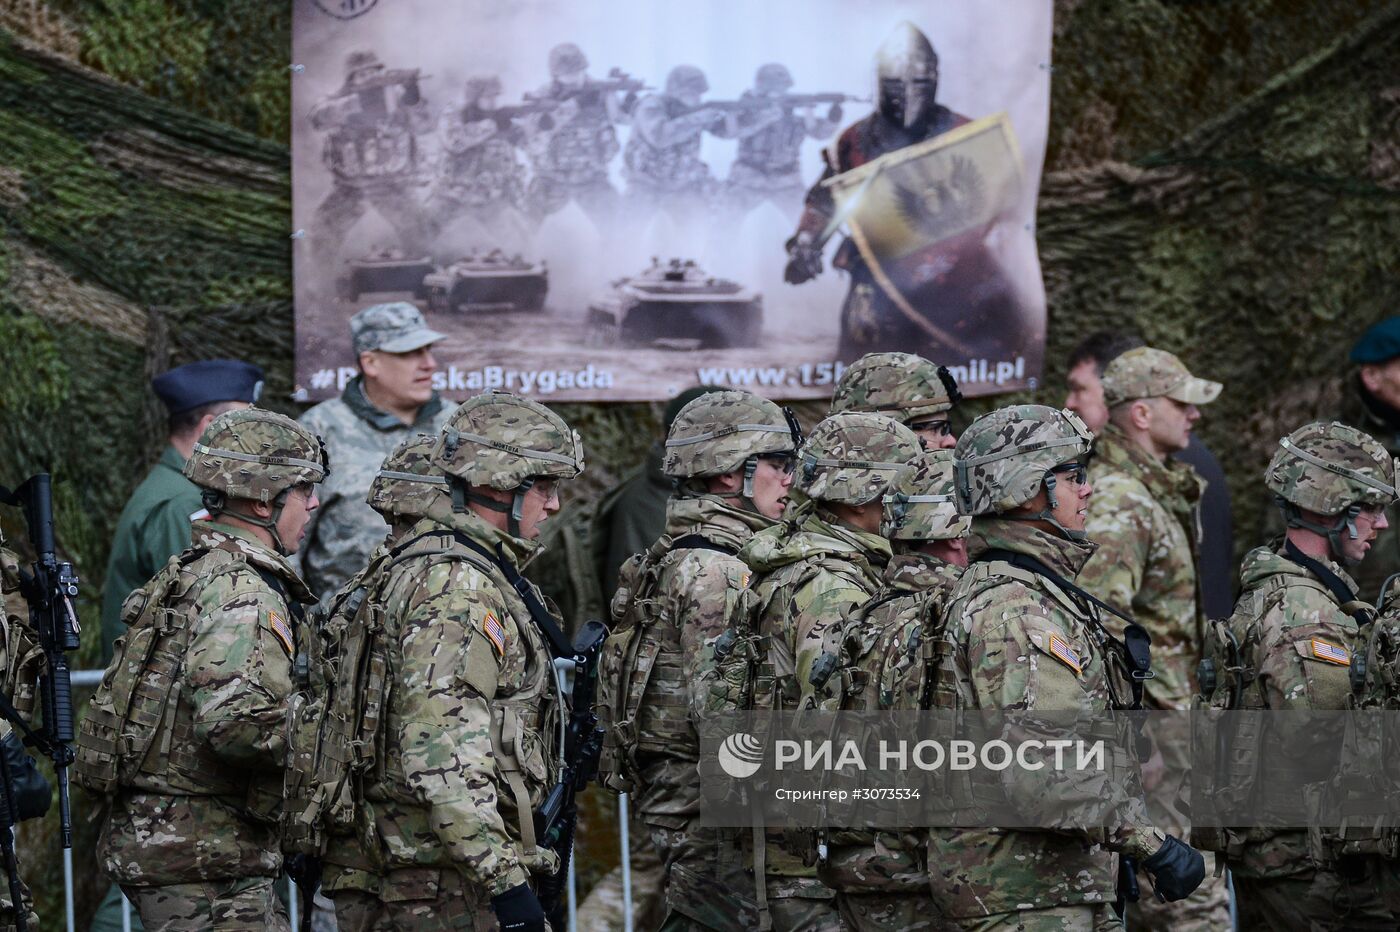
[953,459,973,512]
[801,453,818,484]
[887,493,910,528]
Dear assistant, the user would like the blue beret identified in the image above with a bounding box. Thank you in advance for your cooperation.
[1351,317,1400,364]
[152,359,265,415]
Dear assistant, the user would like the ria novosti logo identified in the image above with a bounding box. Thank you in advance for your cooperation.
[717,733,764,779]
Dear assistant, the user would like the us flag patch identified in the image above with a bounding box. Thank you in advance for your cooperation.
[1310,639,1350,666]
[483,612,507,657]
[267,611,294,656]
[1047,632,1082,675]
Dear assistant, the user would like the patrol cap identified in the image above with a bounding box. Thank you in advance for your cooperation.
[1350,317,1400,365]
[351,302,446,356]
[152,359,264,415]
[1101,347,1221,408]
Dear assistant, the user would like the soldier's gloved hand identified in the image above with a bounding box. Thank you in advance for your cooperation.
[784,233,822,284]
[1140,834,1206,902]
[492,883,547,932]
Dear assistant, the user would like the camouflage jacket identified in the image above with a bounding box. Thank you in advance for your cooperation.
[1080,424,1205,710]
[98,521,313,886]
[623,494,773,825]
[932,519,1158,919]
[736,503,889,885]
[298,377,451,599]
[739,502,891,711]
[363,505,563,898]
[820,552,963,896]
[1228,544,1368,879]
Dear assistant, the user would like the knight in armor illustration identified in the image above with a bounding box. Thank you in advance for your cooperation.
[784,22,1023,361]
[723,63,843,218]
[426,75,531,246]
[521,43,634,226]
[309,49,433,279]
[623,65,738,222]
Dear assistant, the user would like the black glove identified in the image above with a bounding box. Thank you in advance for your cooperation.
[492,883,547,932]
[783,234,822,284]
[0,731,50,822]
[1141,834,1206,902]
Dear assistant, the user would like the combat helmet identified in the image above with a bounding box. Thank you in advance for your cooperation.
[435,391,584,537]
[831,352,962,426]
[663,390,802,501]
[954,405,1092,538]
[755,63,794,95]
[184,408,328,554]
[797,413,920,506]
[367,433,449,526]
[548,43,588,78]
[1266,421,1398,564]
[883,449,970,542]
[666,65,709,100]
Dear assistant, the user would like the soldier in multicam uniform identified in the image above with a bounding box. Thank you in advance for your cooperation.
[821,449,969,930]
[1206,422,1397,930]
[723,64,841,219]
[308,49,433,276]
[830,351,963,450]
[624,66,737,221]
[324,392,582,931]
[299,302,451,600]
[311,432,449,917]
[1075,347,1231,929]
[82,408,326,930]
[0,538,53,932]
[426,75,531,246]
[597,390,801,931]
[736,411,920,930]
[522,43,625,225]
[935,404,1205,929]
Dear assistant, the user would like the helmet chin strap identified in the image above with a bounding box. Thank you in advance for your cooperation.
[203,488,295,556]
[998,471,1087,542]
[452,476,533,538]
[1278,497,1363,566]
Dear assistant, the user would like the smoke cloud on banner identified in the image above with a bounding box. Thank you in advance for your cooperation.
[291,0,1053,402]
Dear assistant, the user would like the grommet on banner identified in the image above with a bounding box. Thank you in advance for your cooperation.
[291,230,307,239]
[1038,62,1055,73]
[289,63,306,74]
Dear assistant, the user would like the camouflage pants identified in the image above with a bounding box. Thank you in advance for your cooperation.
[1234,866,1394,931]
[311,182,430,272]
[1125,866,1231,931]
[122,877,289,931]
[329,871,512,932]
[649,822,759,932]
[836,891,953,931]
[953,904,1121,931]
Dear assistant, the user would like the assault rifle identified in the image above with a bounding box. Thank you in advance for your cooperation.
[525,67,651,105]
[685,92,869,115]
[0,474,80,932]
[533,619,608,930]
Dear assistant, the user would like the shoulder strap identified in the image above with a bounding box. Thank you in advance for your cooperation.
[979,548,1153,709]
[1283,540,1372,627]
[447,531,576,660]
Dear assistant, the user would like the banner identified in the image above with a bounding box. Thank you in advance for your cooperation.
[292,0,1053,402]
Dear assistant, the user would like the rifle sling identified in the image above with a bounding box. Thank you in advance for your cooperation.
[447,531,577,660]
[980,548,1153,709]
[1283,540,1371,628]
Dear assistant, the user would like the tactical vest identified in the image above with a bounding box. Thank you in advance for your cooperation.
[1192,566,1383,862]
[76,546,279,801]
[361,529,563,860]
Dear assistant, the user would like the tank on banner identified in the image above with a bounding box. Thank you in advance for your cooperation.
[291,0,1053,402]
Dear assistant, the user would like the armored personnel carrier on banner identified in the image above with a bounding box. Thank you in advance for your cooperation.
[337,247,434,301]
[423,249,548,313]
[586,258,763,349]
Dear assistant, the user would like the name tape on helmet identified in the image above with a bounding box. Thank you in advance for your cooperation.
[1279,436,1397,499]
[192,442,326,478]
[450,430,579,467]
[665,422,796,447]
[375,469,449,485]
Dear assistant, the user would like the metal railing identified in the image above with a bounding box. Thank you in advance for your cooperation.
[58,670,630,932]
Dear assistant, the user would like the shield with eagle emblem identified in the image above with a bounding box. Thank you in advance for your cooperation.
[822,113,1024,354]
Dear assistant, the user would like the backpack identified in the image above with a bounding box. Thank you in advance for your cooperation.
[75,550,208,796]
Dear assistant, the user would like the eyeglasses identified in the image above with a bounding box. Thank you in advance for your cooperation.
[758,453,799,475]
[1050,462,1088,485]
[908,418,953,437]
[529,478,560,499]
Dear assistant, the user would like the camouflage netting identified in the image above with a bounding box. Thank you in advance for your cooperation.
[0,0,1397,924]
